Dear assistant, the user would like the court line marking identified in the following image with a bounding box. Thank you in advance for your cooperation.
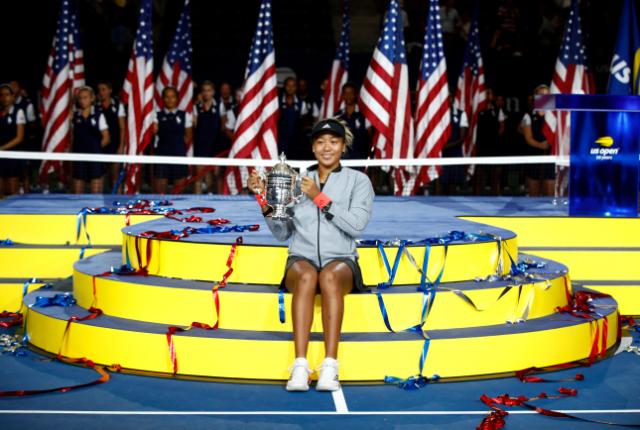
[1,410,639,416]
[331,388,349,413]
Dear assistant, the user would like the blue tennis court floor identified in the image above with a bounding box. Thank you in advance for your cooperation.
[1,325,639,430]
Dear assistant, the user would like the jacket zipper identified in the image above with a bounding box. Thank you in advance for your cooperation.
[316,171,323,268]
[317,206,322,268]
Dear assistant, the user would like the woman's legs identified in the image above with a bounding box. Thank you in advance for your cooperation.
[89,178,104,194]
[542,179,555,197]
[154,177,168,194]
[285,260,318,358]
[318,260,353,359]
[73,179,85,194]
[526,177,541,197]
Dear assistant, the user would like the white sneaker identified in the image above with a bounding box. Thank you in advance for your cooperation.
[286,358,311,391]
[316,358,340,391]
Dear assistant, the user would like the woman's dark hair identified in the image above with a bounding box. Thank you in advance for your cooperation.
[162,86,179,98]
[0,83,14,95]
[199,80,215,90]
[341,81,357,92]
[97,80,113,89]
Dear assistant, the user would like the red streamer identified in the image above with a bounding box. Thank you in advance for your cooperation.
[0,358,118,397]
[207,218,231,225]
[164,237,243,374]
[0,312,23,328]
[515,367,583,383]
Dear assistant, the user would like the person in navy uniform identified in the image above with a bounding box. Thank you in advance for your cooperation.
[278,77,313,160]
[437,97,469,195]
[193,81,224,194]
[334,82,371,160]
[519,85,554,196]
[96,81,126,191]
[0,84,26,197]
[71,86,110,194]
[297,78,320,138]
[9,80,39,193]
[474,88,505,195]
[152,86,192,194]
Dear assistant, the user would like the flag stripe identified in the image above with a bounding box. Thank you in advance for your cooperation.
[224,0,279,194]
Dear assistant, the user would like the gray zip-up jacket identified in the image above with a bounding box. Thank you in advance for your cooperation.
[264,164,374,267]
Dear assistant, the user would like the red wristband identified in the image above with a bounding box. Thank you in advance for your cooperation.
[255,193,268,207]
[313,192,332,210]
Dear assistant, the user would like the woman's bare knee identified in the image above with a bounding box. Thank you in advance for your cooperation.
[285,261,318,293]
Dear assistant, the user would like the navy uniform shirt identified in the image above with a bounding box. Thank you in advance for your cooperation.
[0,106,26,145]
[194,100,221,157]
[520,112,548,155]
[96,98,125,154]
[14,96,37,124]
[72,109,108,153]
[335,106,370,159]
[155,108,192,156]
[278,95,311,158]
[443,108,468,157]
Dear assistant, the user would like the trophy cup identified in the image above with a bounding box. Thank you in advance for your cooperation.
[263,153,303,220]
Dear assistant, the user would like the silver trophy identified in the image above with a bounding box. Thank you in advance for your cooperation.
[263,153,303,220]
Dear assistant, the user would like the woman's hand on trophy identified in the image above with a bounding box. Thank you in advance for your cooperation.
[248,171,265,195]
[300,176,320,200]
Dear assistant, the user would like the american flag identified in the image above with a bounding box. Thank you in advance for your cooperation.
[155,0,194,148]
[121,0,155,194]
[359,0,414,196]
[39,0,85,181]
[543,0,594,157]
[413,0,451,192]
[224,0,279,195]
[454,9,486,163]
[319,0,350,119]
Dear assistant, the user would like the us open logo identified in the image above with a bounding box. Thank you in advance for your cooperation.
[590,136,619,160]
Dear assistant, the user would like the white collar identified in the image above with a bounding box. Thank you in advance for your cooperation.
[281,94,299,104]
[199,99,217,110]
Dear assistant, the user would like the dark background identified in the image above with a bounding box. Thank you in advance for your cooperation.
[1,0,622,103]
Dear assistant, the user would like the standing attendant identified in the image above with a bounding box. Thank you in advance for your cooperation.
[474,88,506,195]
[438,99,469,195]
[0,84,26,197]
[153,86,192,194]
[9,80,39,193]
[278,77,313,160]
[335,82,371,160]
[96,81,126,191]
[71,86,110,194]
[193,81,223,194]
[248,118,374,392]
[519,85,554,196]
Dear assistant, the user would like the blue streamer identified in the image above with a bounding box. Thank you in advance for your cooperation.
[76,208,91,246]
[384,373,440,390]
[418,338,430,375]
[0,238,13,246]
[375,291,396,333]
[376,240,407,289]
[383,338,437,390]
[33,293,76,308]
[21,278,37,299]
[278,288,286,323]
[111,168,126,195]
[112,199,172,208]
[124,240,132,267]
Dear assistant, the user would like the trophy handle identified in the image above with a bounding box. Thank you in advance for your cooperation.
[292,173,304,204]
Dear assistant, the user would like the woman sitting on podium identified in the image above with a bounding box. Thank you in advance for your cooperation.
[248,118,374,392]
